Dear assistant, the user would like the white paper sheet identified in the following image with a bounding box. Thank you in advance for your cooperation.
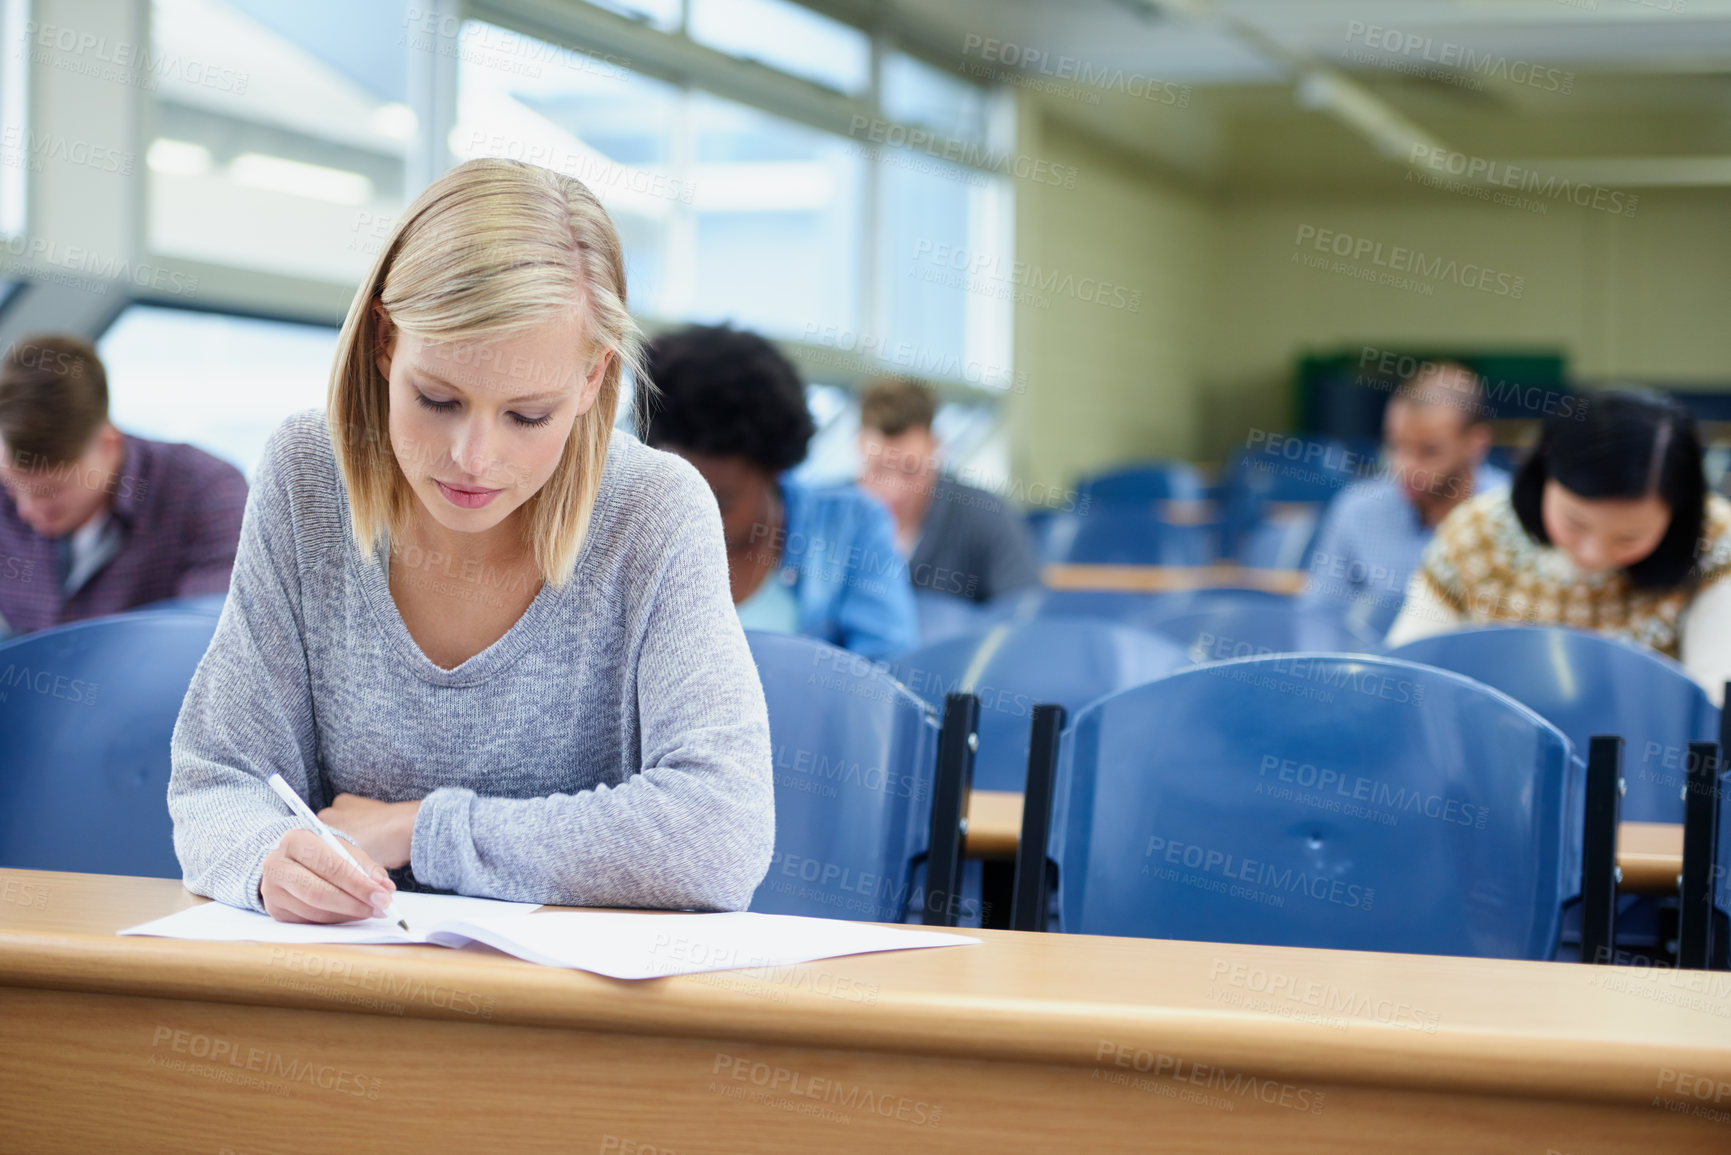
[420,910,980,979]
[120,897,980,978]
[118,891,543,945]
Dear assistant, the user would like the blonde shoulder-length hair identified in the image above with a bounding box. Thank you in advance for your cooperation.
[327,157,644,589]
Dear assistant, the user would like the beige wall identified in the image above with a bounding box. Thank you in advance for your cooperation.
[1007,102,1217,498]
[1006,94,1731,493]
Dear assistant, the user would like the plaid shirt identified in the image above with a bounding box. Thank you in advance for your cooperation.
[0,431,247,638]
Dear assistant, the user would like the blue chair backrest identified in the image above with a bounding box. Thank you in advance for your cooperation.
[1233,507,1326,570]
[1076,462,1207,507]
[132,593,227,617]
[0,610,221,877]
[1219,438,1364,559]
[1149,597,1383,663]
[1045,512,1215,566]
[892,617,1190,791]
[1051,655,1578,959]
[1386,626,1718,824]
[745,631,939,921]
[1225,439,1365,504]
[912,589,991,647]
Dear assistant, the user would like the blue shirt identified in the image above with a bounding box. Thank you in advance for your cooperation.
[1300,462,1509,637]
[749,477,919,660]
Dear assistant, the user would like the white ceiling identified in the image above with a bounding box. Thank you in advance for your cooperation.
[875,0,1731,189]
[890,0,1731,83]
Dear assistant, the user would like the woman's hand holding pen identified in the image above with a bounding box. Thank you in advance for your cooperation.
[260,829,396,924]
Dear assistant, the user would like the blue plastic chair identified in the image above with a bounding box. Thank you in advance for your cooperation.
[0,610,221,877]
[132,593,227,617]
[1146,595,1383,663]
[744,631,953,923]
[1386,626,1718,824]
[1234,507,1326,570]
[892,617,1190,792]
[912,589,991,648]
[1075,461,1207,508]
[1219,437,1366,560]
[1041,655,1579,959]
[1043,512,1215,566]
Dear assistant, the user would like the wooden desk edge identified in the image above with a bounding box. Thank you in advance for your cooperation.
[4,926,1726,1110]
[1042,564,1307,595]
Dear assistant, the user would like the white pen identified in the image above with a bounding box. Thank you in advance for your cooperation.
[266,772,410,933]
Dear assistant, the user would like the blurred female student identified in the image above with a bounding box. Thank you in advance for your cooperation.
[1387,390,1731,703]
[642,324,918,660]
[168,158,774,924]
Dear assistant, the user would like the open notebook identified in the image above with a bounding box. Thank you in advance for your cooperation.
[120,891,979,980]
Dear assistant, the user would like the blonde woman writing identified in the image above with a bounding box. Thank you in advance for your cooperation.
[168,159,774,922]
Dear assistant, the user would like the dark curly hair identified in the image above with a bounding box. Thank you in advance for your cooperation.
[640,324,814,474]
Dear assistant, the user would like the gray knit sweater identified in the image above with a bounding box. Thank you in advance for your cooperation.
[168,409,774,913]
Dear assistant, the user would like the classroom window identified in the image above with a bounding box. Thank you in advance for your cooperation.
[97,305,338,478]
[687,0,871,96]
[881,50,992,148]
[455,21,864,343]
[145,0,413,282]
[582,0,683,32]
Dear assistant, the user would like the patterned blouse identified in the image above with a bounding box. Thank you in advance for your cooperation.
[1413,490,1731,660]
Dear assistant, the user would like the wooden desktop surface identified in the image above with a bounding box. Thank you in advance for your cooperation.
[1043,563,1308,595]
[964,791,1687,895]
[3,870,1728,1153]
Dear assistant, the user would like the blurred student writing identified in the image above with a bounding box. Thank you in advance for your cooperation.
[644,324,918,660]
[1387,389,1731,704]
[1301,361,1506,636]
[856,376,1040,604]
[0,334,247,638]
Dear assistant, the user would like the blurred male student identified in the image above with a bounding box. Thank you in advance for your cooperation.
[0,334,247,638]
[856,376,1040,604]
[1300,361,1508,635]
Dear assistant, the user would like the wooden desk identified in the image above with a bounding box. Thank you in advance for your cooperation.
[2,871,1728,1153]
[964,791,1687,895]
[1043,563,1307,595]
[1619,822,1689,893]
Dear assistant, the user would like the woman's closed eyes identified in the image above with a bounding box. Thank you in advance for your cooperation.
[413,389,554,428]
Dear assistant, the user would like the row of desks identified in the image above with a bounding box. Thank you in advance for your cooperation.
[3,868,1730,1154]
[962,791,1688,894]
